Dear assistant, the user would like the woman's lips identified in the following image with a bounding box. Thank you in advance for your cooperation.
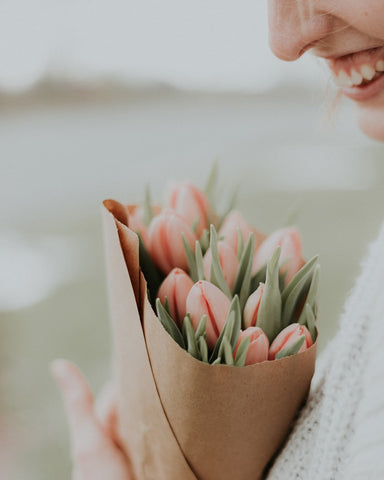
[327,46,384,101]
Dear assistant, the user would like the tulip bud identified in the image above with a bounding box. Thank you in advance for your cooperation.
[203,241,239,292]
[234,327,269,365]
[219,210,265,255]
[157,268,194,327]
[253,227,305,284]
[186,280,231,349]
[268,323,313,360]
[129,209,149,247]
[243,284,264,328]
[148,209,197,274]
[168,182,211,237]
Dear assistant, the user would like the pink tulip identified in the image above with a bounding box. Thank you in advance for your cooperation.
[268,323,313,360]
[252,227,305,284]
[168,182,211,237]
[234,327,269,365]
[219,210,265,254]
[186,280,231,350]
[128,204,162,248]
[203,241,239,292]
[147,208,197,274]
[157,268,194,327]
[243,284,264,328]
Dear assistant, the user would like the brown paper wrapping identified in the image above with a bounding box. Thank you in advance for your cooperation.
[102,199,317,480]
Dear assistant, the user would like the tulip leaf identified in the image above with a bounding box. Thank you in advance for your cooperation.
[142,185,154,227]
[233,232,255,299]
[302,303,317,342]
[281,255,319,305]
[195,241,205,281]
[183,314,200,359]
[234,336,250,367]
[204,160,219,203]
[275,335,305,360]
[163,297,171,316]
[209,225,232,299]
[239,236,255,312]
[250,264,267,293]
[182,233,198,282]
[199,229,210,254]
[256,247,282,343]
[222,337,235,366]
[237,228,245,261]
[212,357,222,366]
[281,262,316,330]
[195,314,207,341]
[156,299,186,349]
[298,264,320,325]
[191,216,200,234]
[198,336,209,363]
[137,232,163,306]
[210,310,235,363]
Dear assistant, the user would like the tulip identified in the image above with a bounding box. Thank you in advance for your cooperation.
[243,284,264,328]
[147,208,197,274]
[157,268,194,327]
[203,241,239,292]
[268,323,313,360]
[252,227,305,284]
[186,280,231,349]
[168,182,211,237]
[128,204,162,248]
[219,210,265,254]
[234,327,269,365]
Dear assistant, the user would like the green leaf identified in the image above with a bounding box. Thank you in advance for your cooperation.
[191,216,200,234]
[238,236,255,311]
[281,255,319,305]
[233,232,255,298]
[182,233,198,282]
[195,314,207,341]
[234,336,250,367]
[183,314,200,359]
[137,232,163,306]
[302,303,317,342]
[199,229,210,254]
[163,297,171,316]
[204,160,219,202]
[156,299,186,349]
[237,228,245,261]
[256,247,282,343]
[210,311,235,363]
[222,337,234,366]
[250,264,267,293]
[298,264,320,325]
[142,185,154,227]
[195,241,205,281]
[212,357,222,365]
[275,335,305,360]
[209,225,232,299]
[198,336,209,363]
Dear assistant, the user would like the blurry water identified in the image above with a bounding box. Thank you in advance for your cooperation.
[1,86,383,479]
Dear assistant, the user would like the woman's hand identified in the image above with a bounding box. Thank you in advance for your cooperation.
[51,359,134,480]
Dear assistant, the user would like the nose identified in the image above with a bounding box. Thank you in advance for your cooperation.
[268,0,332,61]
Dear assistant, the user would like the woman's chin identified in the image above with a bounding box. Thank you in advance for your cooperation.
[357,102,384,141]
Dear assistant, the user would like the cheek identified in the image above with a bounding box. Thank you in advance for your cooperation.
[356,92,384,140]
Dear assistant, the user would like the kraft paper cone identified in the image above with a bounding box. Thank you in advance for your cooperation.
[103,199,317,480]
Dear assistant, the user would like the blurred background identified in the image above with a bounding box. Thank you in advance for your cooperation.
[1,1,384,479]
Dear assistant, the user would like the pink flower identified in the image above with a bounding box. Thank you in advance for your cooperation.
[234,327,269,365]
[147,209,197,274]
[243,284,264,329]
[203,241,239,292]
[252,227,305,284]
[186,280,231,350]
[219,210,265,254]
[168,182,211,237]
[268,323,313,360]
[157,268,194,327]
[128,204,162,248]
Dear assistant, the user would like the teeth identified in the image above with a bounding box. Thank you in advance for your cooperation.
[350,69,363,86]
[334,70,353,87]
[361,64,376,81]
[376,60,384,72]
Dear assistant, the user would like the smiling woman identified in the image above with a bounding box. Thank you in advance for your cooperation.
[268,0,384,140]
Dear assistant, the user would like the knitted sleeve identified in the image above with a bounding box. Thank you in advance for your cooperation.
[266,223,384,480]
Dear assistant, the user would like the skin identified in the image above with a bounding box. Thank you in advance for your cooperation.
[53,2,384,477]
[268,0,384,140]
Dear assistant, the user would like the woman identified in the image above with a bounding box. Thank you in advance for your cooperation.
[52,2,384,478]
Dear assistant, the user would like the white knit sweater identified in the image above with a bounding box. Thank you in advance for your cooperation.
[267,223,384,480]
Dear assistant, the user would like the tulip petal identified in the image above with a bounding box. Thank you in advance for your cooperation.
[234,336,251,367]
[257,247,282,343]
[156,299,186,349]
[142,185,154,226]
[275,335,305,360]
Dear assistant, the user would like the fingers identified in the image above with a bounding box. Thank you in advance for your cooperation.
[52,359,133,480]
[95,381,118,441]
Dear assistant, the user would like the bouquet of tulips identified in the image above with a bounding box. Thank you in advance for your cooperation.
[102,169,318,480]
